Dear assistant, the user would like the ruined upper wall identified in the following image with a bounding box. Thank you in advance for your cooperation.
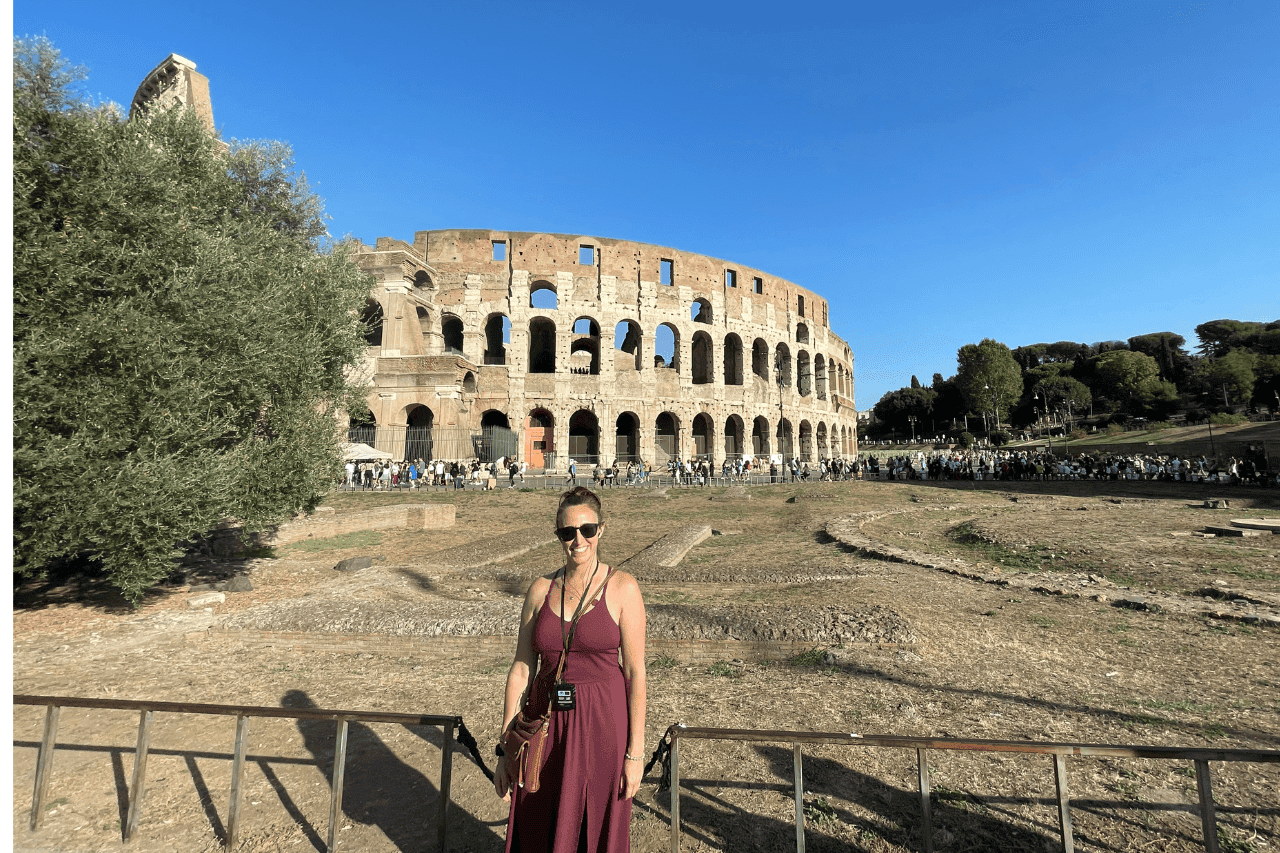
[129,54,214,132]
[413,229,835,335]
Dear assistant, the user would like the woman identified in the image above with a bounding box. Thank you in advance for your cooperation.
[496,487,647,853]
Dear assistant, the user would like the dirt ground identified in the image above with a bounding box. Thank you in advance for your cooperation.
[12,477,1280,853]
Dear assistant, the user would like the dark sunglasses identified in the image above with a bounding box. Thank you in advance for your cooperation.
[555,523,601,542]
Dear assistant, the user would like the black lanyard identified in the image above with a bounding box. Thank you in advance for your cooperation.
[559,559,601,666]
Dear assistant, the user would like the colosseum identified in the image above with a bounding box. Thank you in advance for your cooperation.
[350,230,857,470]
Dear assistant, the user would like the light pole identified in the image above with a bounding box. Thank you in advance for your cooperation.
[984,383,999,434]
[908,415,917,444]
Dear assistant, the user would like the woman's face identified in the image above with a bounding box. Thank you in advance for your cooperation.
[557,504,602,570]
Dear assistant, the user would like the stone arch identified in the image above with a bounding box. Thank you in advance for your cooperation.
[416,306,432,351]
[691,298,713,325]
[405,404,434,460]
[723,333,744,386]
[692,412,715,459]
[815,354,827,399]
[348,409,376,444]
[752,338,770,381]
[442,313,464,355]
[655,411,680,464]
[774,342,792,388]
[525,408,555,469]
[724,414,745,460]
[528,317,556,373]
[530,280,557,310]
[691,330,714,385]
[360,298,383,347]
[413,271,434,296]
[797,350,812,397]
[569,409,600,464]
[776,418,794,458]
[570,316,601,375]
[817,422,829,459]
[615,412,640,463]
[484,313,510,365]
[796,322,809,344]
[655,323,680,371]
[614,320,643,371]
[462,371,477,394]
[799,420,813,462]
[752,416,771,457]
[481,409,510,428]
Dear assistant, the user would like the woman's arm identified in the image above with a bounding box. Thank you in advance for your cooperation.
[616,571,648,800]
[496,577,546,798]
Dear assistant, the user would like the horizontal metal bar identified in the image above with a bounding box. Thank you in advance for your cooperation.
[667,726,1280,764]
[14,695,459,728]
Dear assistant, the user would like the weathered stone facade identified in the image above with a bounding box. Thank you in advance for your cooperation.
[353,230,857,469]
[129,54,214,132]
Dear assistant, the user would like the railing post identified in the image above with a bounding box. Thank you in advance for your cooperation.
[125,709,155,841]
[437,721,456,853]
[327,718,351,853]
[1195,759,1220,853]
[1052,753,1074,853]
[29,704,61,831]
[792,743,806,853]
[917,748,933,853]
[669,732,681,853]
[226,715,250,850]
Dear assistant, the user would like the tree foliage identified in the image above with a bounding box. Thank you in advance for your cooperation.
[955,339,1022,427]
[13,41,373,602]
[13,35,88,113]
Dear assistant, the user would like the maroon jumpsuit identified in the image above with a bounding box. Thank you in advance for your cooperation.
[505,572,631,853]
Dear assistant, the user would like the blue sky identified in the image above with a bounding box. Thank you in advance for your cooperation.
[14,0,1279,410]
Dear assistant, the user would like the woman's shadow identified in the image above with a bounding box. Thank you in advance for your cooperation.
[283,690,504,852]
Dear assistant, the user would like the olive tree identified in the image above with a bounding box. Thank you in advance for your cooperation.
[13,40,373,602]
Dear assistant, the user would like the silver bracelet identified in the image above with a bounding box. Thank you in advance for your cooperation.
[624,752,642,762]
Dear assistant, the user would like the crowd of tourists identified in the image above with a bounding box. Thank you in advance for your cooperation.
[858,449,1275,486]
[339,447,1273,492]
[342,457,529,490]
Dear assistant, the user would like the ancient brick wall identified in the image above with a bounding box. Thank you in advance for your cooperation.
[354,231,858,469]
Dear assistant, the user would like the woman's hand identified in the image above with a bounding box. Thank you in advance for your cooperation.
[494,753,513,802]
[620,756,643,800]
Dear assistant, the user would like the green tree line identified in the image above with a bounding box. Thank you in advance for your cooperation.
[870,321,1280,441]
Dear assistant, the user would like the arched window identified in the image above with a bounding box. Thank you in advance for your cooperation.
[752,338,769,381]
[815,354,827,400]
[776,418,794,457]
[530,281,558,310]
[655,323,679,371]
[691,298,712,324]
[569,410,600,464]
[462,371,477,394]
[774,343,792,388]
[615,412,640,462]
[796,322,809,344]
[570,317,601,375]
[797,351,812,397]
[525,408,555,469]
[528,317,556,373]
[817,422,829,459]
[360,299,383,347]
[692,413,714,459]
[416,306,432,351]
[484,313,510,365]
[691,331,714,385]
[751,416,771,457]
[799,420,813,462]
[442,314,464,356]
[723,333,744,386]
[724,415,745,461]
[348,410,376,445]
[655,412,680,464]
[614,320,643,371]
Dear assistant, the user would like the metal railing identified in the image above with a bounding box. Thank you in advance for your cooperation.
[14,694,468,852]
[662,724,1280,853]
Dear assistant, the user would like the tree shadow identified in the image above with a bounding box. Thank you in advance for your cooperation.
[283,690,502,853]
